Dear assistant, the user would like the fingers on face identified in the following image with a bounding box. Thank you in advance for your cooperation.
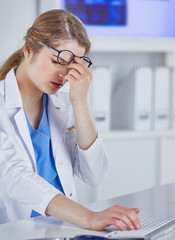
[66,68,80,81]
[74,56,89,70]
[67,57,89,74]
[65,59,92,83]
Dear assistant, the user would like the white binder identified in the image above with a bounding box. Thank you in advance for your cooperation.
[170,68,175,129]
[134,67,153,130]
[90,66,112,132]
[114,67,153,130]
[153,67,170,130]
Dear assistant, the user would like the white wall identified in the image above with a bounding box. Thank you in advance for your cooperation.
[0,0,37,65]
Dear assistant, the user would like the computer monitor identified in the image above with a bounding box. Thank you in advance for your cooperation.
[63,0,175,38]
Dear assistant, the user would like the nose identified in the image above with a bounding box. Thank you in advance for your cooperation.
[59,65,69,77]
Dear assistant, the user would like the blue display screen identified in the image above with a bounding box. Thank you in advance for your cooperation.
[66,0,127,26]
[64,0,175,38]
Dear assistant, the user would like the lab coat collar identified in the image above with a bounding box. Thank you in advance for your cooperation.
[5,68,23,109]
[49,92,67,109]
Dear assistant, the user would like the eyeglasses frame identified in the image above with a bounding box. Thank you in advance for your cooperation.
[40,41,92,68]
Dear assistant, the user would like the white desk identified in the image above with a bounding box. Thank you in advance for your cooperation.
[1,182,175,240]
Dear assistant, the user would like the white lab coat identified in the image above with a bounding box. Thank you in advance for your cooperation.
[0,68,108,224]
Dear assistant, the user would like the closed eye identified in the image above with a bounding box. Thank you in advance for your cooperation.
[52,60,59,64]
[59,57,69,65]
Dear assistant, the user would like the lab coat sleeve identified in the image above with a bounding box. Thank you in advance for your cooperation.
[0,131,62,216]
[74,134,108,186]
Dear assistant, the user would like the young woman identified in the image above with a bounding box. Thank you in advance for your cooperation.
[0,9,141,230]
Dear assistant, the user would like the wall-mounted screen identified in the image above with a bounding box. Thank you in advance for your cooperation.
[65,0,127,26]
[63,0,175,38]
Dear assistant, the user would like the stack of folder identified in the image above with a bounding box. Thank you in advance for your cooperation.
[114,66,174,131]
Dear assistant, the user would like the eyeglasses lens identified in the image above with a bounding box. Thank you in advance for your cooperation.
[81,58,91,68]
[58,51,74,65]
[58,51,92,68]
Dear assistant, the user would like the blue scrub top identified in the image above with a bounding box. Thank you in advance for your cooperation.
[25,94,64,217]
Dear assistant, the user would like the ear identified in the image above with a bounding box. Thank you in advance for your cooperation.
[23,45,32,58]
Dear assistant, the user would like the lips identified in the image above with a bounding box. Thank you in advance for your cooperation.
[51,81,63,89]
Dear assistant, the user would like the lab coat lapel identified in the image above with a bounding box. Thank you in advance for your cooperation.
[48,96,68,160]
[5,69,36,167]
[14,109,36,165]
[48,96,75,197]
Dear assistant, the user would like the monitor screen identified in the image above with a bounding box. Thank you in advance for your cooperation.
[63,0,175,38]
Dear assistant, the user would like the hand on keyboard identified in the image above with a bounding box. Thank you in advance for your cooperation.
[105,217,175,238]
[88,205,141,231]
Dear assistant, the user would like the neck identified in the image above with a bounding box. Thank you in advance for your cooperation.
[16,62,44,129]
[16,62,43,111]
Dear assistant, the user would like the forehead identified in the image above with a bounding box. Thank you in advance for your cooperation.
[51,40,85,56]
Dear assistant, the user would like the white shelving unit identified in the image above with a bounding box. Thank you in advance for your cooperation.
[90,37,175,53]
[100,130,175,139]
[90,37,175,68]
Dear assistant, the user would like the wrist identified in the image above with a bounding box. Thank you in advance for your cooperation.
[71,99,89,111]
[81,210,95,230]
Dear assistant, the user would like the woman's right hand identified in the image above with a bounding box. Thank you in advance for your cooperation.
[46,194,141,232]
[87,205,141,231]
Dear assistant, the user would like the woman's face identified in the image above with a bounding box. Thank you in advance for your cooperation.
[25,40,86,95]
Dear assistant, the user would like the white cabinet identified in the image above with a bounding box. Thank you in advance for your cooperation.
[75,131,175,205]
[160,137,175,185]
[95,133,158,202]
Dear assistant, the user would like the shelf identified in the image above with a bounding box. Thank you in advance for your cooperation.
[90,37,175,53]
[100,130,175,140]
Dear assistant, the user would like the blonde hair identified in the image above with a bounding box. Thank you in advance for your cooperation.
[0,9,91,80]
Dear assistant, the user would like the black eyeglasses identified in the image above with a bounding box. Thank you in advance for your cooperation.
[40,41,92,68]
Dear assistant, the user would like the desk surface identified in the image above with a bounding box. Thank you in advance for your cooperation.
[1,182,175,240]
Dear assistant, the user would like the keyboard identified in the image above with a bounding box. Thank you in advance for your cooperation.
[105,217,175,238]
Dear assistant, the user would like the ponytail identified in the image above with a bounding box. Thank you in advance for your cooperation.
[0,48,24,80]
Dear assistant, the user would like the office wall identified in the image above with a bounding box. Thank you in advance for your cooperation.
[0,0,37,65]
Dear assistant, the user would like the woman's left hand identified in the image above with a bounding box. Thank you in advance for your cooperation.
[64,57,96,150]
[64,57,93,106]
